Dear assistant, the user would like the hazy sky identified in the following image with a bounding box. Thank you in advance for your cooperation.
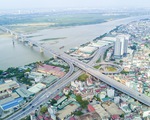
[0,0,150,9]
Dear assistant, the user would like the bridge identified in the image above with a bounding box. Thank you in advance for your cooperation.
[1,26,150,120]
[1,26,150,106]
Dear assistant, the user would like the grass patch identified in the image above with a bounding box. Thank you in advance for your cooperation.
[106,66,117,72]
[78,73,89,81]
[96,57,101,63]
[40,37,66,41]
[94,65,101,69]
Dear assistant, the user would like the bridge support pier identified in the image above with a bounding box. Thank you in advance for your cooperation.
[53,55,57,59]
[29,42,33,47]
[15,35,18,39]
[10,32,13,36]
[21,38,24,42]
[40,47,44,53]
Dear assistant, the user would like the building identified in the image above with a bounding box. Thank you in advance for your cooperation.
[107,88,114,98]
[30,113,37,120]
[28,83,46,94]
[114,36,128,59]
[48,106,56,120]
[119,102,131,113]
[124,39,128,56]
[93,104,110,120]
[111,115,120,120]
[28,72,44,82]
[99,91,106,100]
[142,109,150,118]
[77,112,101,120]
[0,80,19,93]
[37,64,65,77]
[114,38,122,59]
[0,97,24,111]
[16,88,33,98]
[114,96,120,104]
[57,102,80,120]
[102,102,124,116]
[88,104,95,112]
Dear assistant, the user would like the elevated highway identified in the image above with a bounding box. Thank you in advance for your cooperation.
[1,26,150,120]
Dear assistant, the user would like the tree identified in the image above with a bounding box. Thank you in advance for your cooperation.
[0,70,3,75]
[74,111,83,116]
[120,114,124,118]
[76,95,89,109]
[78,73,89,81]
[120,60,123,63]
[40,106,48,114]
[50,99,57,105]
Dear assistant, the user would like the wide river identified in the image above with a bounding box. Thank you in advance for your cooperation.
[0,15,149,70]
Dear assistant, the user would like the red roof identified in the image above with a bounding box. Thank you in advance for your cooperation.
[88,104,95,112]
[37,64,65,77]
[54,95,61,100]
[95,89,101,93]
[38,115,43,120]
[111,115,120,120]
[69,117,76,120]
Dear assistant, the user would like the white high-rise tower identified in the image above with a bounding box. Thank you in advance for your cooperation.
[114,36,128,59]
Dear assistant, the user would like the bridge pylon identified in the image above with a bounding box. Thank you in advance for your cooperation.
[10,32,13,36]
[29,42,33,47]
[15,35,18,39]
[40,47,44,53]
[53,55,57,59]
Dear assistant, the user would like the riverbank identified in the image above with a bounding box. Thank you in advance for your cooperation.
[0,15,150,70]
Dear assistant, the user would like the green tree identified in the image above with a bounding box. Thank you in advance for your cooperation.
[0,70,3,75]
[50,99,57,105]
[76,95,89,109]
[78,73,89,81]
[40,106,48,114]
[74,111,83,116]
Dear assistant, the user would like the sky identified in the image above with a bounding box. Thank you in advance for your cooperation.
[0,0,150,9]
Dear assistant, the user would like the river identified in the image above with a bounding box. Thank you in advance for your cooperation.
[0,15,149,70]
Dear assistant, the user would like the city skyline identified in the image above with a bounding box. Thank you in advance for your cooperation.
[1,0,150,9]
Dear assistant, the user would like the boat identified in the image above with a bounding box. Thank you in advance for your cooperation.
[59,46,64,49]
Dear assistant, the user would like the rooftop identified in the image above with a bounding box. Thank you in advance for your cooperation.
[16,88,33,98]
[0,81,19,92]
[1,97,23,110]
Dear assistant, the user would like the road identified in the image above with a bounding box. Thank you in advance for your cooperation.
[3,26,150,119]
[6,43,109,120]
[63,54,150,106]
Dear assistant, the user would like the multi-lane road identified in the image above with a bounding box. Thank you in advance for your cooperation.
[2,26,150,120]
[64,54,150,106]
[6,43,109,120]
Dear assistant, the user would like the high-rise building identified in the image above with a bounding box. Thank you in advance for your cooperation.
[114,38,122,59]
[114,36,128,59]
[123,39,128,56]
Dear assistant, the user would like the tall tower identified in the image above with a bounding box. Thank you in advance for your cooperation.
[114,38,122,59]
[114,36,128,59]
[123,39,128,56]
